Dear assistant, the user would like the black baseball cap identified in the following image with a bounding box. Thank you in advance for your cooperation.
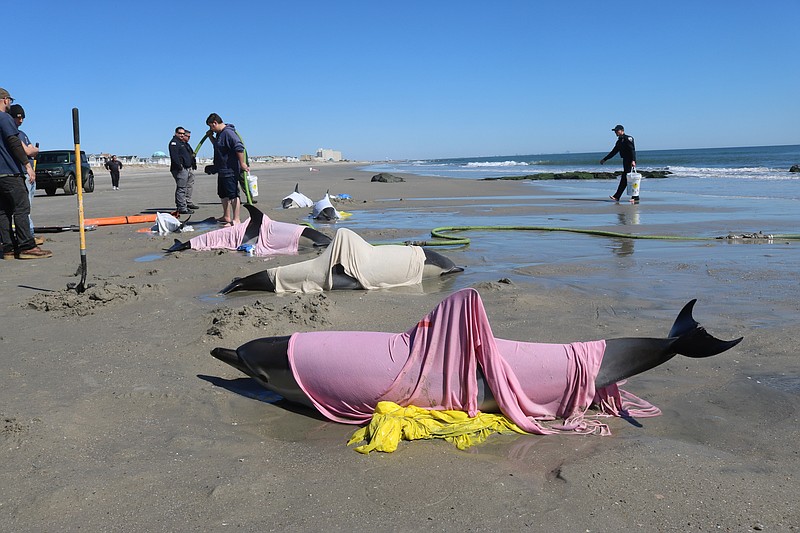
[9,104,25,118]
[612,124,624,132]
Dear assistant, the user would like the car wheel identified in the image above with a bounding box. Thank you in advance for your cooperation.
[64,173,77,195]
[45,186,57,196]
[83,172,95,193]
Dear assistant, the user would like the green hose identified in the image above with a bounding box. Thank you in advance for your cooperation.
[399,226,800,247]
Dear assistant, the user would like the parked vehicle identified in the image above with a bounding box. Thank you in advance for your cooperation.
[35,150,95,196]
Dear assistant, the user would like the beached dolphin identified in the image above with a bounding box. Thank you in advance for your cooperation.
[282,184,314,209]
[312,193,340,221]
[166,204,331,254]
[219,227,463,294]
[211,290,743,436]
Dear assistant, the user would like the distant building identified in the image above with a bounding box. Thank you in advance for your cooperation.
[316,148,342,161]
[150,151,170,165]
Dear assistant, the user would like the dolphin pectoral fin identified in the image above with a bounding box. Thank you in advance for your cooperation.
[219,270,276,294]
[442,265,465,275]
[166,239,191,252]
[668,299,744,358]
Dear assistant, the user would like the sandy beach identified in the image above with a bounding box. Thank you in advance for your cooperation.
[1,162,797,531]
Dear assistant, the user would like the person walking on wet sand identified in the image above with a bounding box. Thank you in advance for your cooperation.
[600,124,638,203]
[105,155,123,190]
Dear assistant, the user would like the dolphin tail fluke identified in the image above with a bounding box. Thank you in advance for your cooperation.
[668,300,743,358]
[166,239,191,252]
[219,270,275,294]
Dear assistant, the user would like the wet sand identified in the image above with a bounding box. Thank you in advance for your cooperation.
[1,163,798,531]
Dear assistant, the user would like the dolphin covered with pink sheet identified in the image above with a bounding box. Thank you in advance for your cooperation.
[211,288,742,437]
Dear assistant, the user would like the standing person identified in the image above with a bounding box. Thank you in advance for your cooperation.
[205,113,248,225]
[182,129,198,210]
[168,126,195,214]
[8,103,43,245]
[0,87,51,259]
[600,124,637,203]
[104,155,123,190]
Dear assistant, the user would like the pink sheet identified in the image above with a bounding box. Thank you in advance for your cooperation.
[188,214,304,257]
[288,288,660,435]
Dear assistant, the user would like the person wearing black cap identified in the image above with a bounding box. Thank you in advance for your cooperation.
[600,125,637,202]
[8,103,43,245]
[0,87,51,259]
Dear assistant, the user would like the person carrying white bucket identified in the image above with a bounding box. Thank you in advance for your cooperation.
[600,124,639,203]
[626,167,642,204]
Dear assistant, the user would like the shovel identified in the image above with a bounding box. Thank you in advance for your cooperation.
[67,107,91,293]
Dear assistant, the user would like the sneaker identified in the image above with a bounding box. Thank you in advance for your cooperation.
[17,247,53,259]
[178,208,194,215]
[34,236,45,246]
[186,203,200,210]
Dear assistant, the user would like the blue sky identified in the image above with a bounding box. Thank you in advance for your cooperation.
[7,1,799,160]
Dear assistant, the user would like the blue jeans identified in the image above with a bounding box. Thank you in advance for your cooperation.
[26,173,35,234]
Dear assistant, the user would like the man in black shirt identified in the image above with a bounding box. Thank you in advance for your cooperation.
[105,155,123,190]
[600,124,637,202]
[169,126,195,214]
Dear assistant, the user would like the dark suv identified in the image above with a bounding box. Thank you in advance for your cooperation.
[35,150,95,196]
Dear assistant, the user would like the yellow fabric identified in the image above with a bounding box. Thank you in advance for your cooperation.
[347,401,529,454]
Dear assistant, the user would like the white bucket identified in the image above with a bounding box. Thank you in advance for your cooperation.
[246,174,259,197]
[626,172,641,197]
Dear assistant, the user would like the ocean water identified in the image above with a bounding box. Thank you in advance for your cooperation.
[354,145,800,326]
[363,144,800,200]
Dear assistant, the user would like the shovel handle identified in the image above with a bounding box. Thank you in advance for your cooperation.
[72,108,80,144]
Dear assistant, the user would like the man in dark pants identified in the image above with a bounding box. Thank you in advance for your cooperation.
[0,87,51,259]
[105,155,123,190]
[8,104,42,244]
[169,126,195,214]
[600,124,637,203]
[182,130,198,210]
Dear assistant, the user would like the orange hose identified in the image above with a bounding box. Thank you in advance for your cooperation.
[83,213,178,226]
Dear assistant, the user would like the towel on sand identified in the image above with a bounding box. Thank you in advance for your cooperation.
[188,215,304,257]
[289,288,660,436]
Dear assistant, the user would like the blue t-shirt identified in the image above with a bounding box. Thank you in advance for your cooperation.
[18,128,34,164]
[0,111,23,175]
[212,124,244,178]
